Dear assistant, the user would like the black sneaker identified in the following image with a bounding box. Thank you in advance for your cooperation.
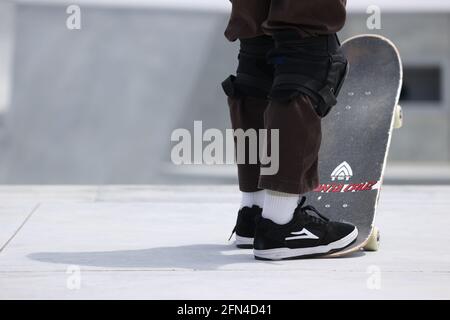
[229,206,262,249]
[253,197,358,260]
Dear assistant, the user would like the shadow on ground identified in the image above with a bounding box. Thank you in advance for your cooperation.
[28,244,365,270]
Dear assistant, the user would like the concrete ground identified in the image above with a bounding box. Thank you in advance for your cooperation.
[0,185,449,300]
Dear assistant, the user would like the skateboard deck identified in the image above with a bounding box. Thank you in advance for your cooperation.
[304,35,403,257]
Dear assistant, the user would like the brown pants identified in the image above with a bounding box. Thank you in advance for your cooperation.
[225,0,347,194]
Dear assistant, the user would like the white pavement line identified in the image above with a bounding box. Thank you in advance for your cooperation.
[0,203,41,254]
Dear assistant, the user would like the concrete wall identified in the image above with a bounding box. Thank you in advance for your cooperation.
[340,13,450,163]
[0,3,449,184]
[1,3,237,184]
[0,1,15,114]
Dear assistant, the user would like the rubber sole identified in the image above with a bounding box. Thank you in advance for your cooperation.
[254,227,358,261]
[236,235,254,249]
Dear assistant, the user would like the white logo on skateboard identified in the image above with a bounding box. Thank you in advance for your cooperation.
[331,161,353,181]
[313,161,380,193]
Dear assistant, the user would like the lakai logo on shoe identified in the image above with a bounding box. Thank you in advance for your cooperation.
[331,161,353,181]
[285,228,319,241]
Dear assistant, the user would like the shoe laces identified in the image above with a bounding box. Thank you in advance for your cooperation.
[228,225,236,241]
[297,197,330,225]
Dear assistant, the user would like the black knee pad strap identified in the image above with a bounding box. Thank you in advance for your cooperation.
[222,36,274,99]
[269,33,348,117]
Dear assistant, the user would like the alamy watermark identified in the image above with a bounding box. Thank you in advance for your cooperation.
[66,5,81,30]
[66,265,82,290]
[366,265,382,290]
[366,5,382,30]
[171,121,279,176]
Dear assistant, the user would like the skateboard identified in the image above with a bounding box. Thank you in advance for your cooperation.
[304,35,403,257]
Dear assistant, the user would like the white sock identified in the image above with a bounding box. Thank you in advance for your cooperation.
[240,190,265,209]
[262,191,299,225]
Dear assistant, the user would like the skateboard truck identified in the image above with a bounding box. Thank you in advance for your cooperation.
[363,227,381,251]
[394,104,403,129]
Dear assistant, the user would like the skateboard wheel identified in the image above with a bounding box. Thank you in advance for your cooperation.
[394,104,403,129]
[364,227,380,252]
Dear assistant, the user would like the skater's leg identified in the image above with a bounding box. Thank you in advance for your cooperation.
[223,35,274,194]
[224,0,348,197]
[259,95,322,195]
[257,94,321,225]
[223,0,356,257]
[223,9,275,246]
[253,1,357,259]
[259,1,349,194]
